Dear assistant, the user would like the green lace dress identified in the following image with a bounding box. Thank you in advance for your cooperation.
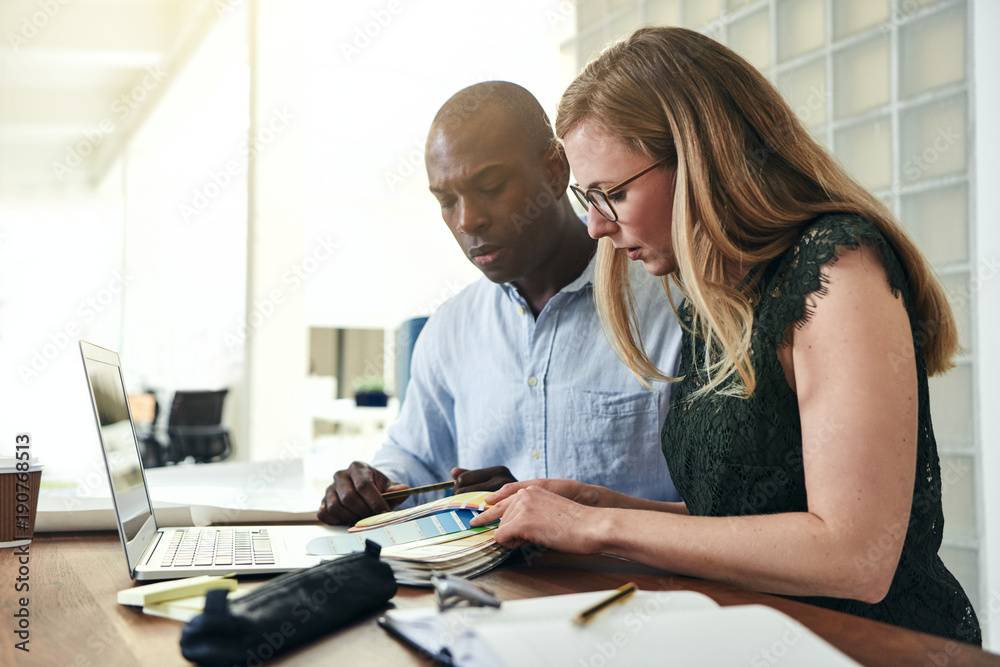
[660,213,981,644]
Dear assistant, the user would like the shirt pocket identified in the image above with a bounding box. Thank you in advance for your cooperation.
[560,387,662,490]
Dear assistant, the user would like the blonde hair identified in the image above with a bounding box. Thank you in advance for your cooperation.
[556,27,957,397]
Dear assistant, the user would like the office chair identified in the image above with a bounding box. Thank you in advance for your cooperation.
[129,391,168,468]
[395,316,429,407]
[165,389,233,463]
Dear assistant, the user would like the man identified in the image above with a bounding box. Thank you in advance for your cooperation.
[318,81,682,525]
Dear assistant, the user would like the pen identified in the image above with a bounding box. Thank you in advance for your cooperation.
[572,582,637,625]
[380,480,455,500]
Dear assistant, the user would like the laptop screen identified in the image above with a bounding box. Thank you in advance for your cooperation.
[80,341,158,576]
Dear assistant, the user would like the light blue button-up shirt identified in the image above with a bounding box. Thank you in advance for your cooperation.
[372,254,684,503]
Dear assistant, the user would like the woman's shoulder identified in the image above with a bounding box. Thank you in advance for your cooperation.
[783,213,887,269]
[756,213,904,344]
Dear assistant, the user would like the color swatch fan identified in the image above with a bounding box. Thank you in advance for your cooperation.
[306,491,511,586]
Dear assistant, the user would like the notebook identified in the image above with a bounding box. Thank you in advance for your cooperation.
[379,589,861,666]
[79,340,333,581]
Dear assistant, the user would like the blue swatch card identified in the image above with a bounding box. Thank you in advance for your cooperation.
[307,508,481,556]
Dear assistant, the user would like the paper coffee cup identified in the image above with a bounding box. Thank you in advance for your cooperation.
[0,457,43,548]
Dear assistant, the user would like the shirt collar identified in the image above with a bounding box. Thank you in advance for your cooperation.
[500,252,596,302]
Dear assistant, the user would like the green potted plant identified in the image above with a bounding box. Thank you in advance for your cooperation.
[352,375,389,407]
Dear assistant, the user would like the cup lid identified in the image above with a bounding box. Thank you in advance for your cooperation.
[0,457,43,472]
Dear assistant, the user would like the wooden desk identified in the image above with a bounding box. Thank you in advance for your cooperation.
[3,532,999,666]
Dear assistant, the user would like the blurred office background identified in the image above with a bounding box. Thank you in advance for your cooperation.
[1,0,998,648]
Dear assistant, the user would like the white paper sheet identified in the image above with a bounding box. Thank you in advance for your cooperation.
[35,458,320,531]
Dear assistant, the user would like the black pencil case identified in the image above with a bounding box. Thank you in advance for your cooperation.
[180,540,397,666]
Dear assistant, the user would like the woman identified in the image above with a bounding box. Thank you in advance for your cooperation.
[470,26,980,644]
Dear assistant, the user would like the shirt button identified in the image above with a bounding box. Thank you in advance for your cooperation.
[531,449,540,459]
[527,376,538,387]
[516,306,525,315]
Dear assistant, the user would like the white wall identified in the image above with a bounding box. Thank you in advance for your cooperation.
[242,0,310,461]
[121,7,249,428]
[972,0,1000,648]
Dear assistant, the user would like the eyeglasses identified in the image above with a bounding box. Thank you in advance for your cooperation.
[570,157,668,222]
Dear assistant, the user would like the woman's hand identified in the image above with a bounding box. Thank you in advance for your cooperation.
[472,485,603,553]
[484,478,604,507]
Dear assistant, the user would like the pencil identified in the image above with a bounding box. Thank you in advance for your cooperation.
[380,480,455,501]
[572,582,637,625]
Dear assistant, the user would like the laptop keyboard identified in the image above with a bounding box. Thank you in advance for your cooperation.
[160,528,275,567]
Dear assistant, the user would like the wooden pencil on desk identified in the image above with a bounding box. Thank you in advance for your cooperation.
[380,480,455,501]
[573,582,638,625]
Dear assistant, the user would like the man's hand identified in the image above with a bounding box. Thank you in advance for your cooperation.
[317,461,408,525]
[451,466,518,494]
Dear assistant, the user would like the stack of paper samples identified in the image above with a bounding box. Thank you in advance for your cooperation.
[306,491,511,586]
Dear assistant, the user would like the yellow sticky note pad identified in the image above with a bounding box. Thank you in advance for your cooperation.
[142,595,212,623]
[117,574,237,607]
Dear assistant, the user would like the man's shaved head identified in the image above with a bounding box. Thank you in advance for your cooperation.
[429,81,555,158]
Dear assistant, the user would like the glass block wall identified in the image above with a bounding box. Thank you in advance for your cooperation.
[565,0,981,611]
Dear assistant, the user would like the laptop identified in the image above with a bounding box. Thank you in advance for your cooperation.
[79,340,333,581]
